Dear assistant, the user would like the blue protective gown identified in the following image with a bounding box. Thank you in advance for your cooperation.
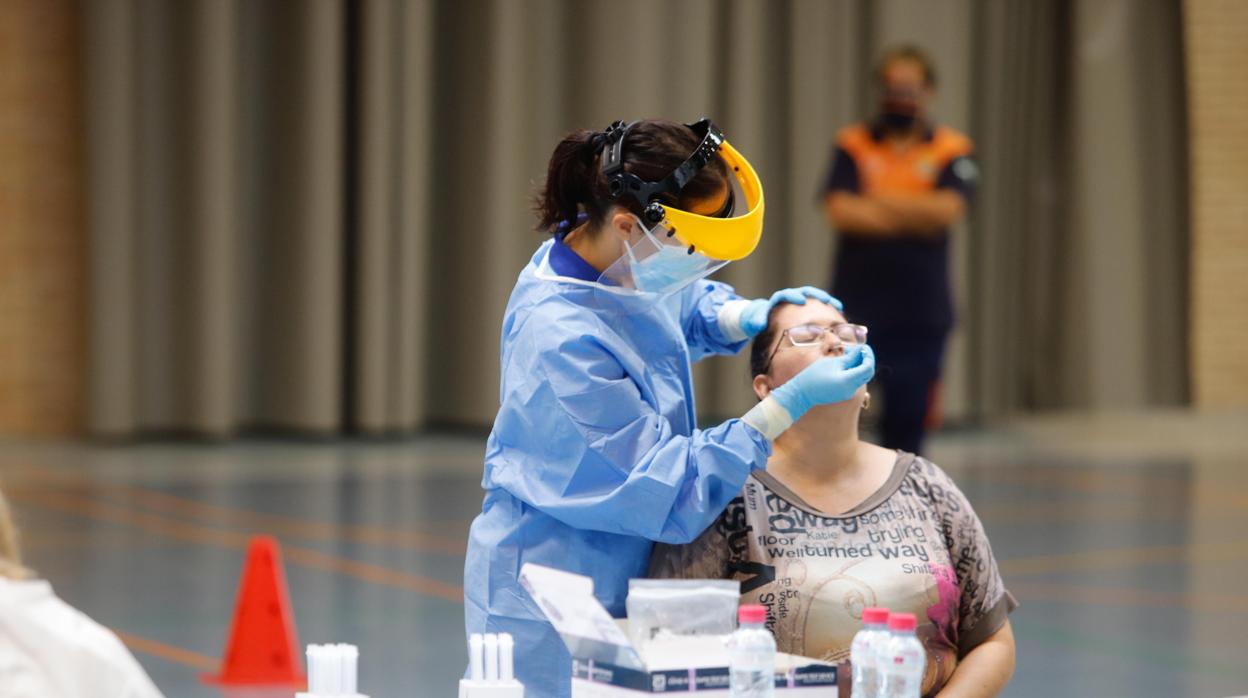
[464,239,772,697]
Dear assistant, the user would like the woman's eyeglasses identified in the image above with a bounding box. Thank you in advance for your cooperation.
[761,323,868,374]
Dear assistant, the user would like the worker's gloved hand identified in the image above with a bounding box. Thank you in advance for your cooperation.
[738,287,842,338]
[772,344,875,417]
[741,345,875,440]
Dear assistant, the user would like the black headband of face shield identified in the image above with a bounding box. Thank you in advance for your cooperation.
[599,118,727,225]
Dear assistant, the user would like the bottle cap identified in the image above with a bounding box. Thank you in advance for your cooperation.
[888,612,917,631]
[738,604,767,625]
[862,607,889,624]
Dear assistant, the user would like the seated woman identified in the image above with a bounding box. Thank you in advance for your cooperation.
[650,299,1016,697]
[0,486,165,698]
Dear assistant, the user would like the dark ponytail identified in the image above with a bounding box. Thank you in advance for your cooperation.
[535,130,611,232]
[534,119,730,234]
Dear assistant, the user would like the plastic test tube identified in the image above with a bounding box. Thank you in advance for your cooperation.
[306,645,320,692]
[323,644,334,693]
[328,644,343,693]
[334,644,346,693]
[484,633,500,681]
[342,644,358,693]
[469,633,485,680]
[498,633,515,681]
[319,644,333,693]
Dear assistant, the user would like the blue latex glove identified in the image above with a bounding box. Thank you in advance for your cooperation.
[770,344,875,420]
[739,286,843,338]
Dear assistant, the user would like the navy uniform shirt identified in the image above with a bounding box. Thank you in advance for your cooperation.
[822,121,977,333]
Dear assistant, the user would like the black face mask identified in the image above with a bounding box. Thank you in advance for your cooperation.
[879,110,917,131]
[878,89,920,132]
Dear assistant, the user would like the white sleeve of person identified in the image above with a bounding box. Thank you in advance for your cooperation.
[740,396,794,442]
[717,299,752,343]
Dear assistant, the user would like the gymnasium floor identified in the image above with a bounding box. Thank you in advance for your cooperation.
[4,409,1247,697]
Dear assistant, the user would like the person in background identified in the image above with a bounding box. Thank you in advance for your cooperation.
[821,45,979,455]
[0,487,165,698]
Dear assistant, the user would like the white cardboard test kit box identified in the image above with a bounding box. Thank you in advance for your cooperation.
[519,563,841,696]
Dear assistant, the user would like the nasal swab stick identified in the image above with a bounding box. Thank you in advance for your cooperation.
[469,633,485,681]
[499,633,515,681]
[484,633,500,681]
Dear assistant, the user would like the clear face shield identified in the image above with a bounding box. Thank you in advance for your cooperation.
[593,119,765,300]
[599,219,730,296]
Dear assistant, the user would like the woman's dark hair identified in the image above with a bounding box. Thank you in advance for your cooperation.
[748,312,781,379]
[535,119,730,232]
[875,44,937,88]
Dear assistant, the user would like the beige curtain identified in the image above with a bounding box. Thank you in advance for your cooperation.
[83,0,1188,437]
[966,0,1189,415]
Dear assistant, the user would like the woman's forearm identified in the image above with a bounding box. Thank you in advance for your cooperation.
[824,193,900,236]
[872,191,966,233]
[935,621,1015,698]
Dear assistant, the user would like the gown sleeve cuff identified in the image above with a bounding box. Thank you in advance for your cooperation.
[717,299,752,343]
[741,396,794,442]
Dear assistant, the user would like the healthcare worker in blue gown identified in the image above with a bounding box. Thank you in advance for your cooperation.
[464,118,876,696]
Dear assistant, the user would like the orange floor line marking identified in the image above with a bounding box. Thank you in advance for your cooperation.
[104,484,468,556]
[971,468,1248,508]
[1009,580,1248,614]
[976,499,1188,523]
[14,490,464,603]
[113,629,219,672]
[1000,540,1248,576]
[281,546,462,601]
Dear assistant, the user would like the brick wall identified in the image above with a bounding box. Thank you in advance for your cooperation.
[1185,0,1248,409]
[0,0,85,435]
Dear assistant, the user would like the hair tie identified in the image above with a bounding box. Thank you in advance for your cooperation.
[554,211,589,238]
[586,131,608,156]
[584,120,627,160]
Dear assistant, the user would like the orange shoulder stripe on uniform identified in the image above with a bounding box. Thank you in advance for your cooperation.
[930,126,974,165]
[836,123,879,162]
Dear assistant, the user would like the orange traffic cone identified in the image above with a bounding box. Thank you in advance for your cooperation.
[202,535,306,688]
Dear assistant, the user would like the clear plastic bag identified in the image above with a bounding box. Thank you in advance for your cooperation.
[626,578,741,650]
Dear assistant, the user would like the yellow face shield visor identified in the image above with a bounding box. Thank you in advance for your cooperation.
[599,119,765,263]
[657,139,763,261]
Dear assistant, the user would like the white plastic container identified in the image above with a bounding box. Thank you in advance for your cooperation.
[297,642,368,698]
[878,613,924,698]
[850,607,890,698]
[728,604,775,698]
[459,632,524,698]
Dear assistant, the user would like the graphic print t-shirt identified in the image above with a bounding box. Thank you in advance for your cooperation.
[649,452,1016,697]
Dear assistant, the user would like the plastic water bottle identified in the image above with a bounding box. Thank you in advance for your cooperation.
[850,607,891,698]
[729,604,775,697]
[879,613,925,698]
